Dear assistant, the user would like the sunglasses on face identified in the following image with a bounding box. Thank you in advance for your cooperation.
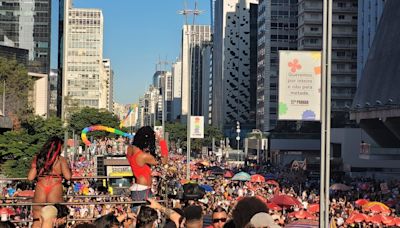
[213,218,227,223]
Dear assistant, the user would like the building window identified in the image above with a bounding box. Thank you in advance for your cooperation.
[337,2,346,8]
[310,27,319,31]
[338,15,345,20]
[336,51,345,57]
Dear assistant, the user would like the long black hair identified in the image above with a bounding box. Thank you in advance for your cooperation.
[36,136,64,175]
[132,126,156,157]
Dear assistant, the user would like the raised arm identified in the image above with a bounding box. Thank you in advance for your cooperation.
[143,153,158,166]
[27,156,37,181]
[61,157,72,180]
[148,198,182,227]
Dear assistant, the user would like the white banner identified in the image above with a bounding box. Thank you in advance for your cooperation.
[190,116,204,138]
[278,51,321,121]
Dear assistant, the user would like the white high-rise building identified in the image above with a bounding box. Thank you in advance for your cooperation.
[61,2,104,118]
[171,60,182,121]
[212,0,258,131]
[181,25,211,119]
[357,0,385,84]
[102,59,114,112]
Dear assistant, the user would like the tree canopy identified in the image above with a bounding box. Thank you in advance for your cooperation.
[0,116,64,177]
[0,57,34,128]
[165,122,223,152]
[68,107,124,139]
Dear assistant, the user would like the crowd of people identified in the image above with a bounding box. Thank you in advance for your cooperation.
[0,126,399,227]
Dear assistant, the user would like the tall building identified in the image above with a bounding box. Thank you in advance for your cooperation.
[60,2,105,119]
[171,60,182,121]
[49,69,58,112]
[0,0,51,74]
[202,43,213,125]
[142,86,160,127]
[152,70,173,122]
[181,25,211,119]
[298,0,358,126]
[29,72,49,117]
[256,0,298,132]
[350,0,400,176]
[0,45,28,66]
[357,0,385,84]
[102,59,114,112]
[212,0,258,136]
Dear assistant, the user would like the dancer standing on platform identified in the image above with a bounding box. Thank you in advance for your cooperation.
[127,126,168,204]
[27,136,72,228]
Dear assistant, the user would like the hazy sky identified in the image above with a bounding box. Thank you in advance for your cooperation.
[51,0,211,104]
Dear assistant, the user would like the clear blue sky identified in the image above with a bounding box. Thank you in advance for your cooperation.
[51,0,210,104]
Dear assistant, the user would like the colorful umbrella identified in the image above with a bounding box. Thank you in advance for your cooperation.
[200,184,213,192]
[363,202,390,213]
[368,214,384,224]
[329,183,352,191]
[347,212,369,223]
[393,217,400,226]
[232,172,251,181]
[288,210,313,219]
[381,215,394,225]
[224,170,234,178]
[266,202,282,211]
[355,199,369,206]
[250,174,265,183]
[271,194,302,207]
[307,204,319,213]
[266,179,279,186]
[210,166,224,175]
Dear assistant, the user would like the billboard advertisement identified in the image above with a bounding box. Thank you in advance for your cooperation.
[278,51,321,121]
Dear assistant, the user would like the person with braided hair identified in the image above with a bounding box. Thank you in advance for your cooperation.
[27,136,72,228]
[127,126,168,206]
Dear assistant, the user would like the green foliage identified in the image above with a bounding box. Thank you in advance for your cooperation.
[165,122,223,152]
[68,107,121,139]
[0,116,64,177]
[0,57,34,124]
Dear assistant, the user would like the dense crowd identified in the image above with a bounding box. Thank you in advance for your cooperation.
[1,139,400,228]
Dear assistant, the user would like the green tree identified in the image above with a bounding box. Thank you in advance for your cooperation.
[0,115,64,177]
[165,123,223,152]
[0,57,34,128]
[68,107,122,139]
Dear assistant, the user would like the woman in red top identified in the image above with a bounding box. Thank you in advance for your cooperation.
[127,126,168,205]
[27,136,72,228]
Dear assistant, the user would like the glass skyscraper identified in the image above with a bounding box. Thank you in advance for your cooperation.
[0,0,51,74]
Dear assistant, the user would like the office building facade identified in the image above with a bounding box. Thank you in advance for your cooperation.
[212,0,258,135]
[60,3,105,119]
[256,0,298,132]
[0,0,51,74]
[171,60,182,121]
[181,25,211,119]
[357,0,385,84]
[102,59,114,112]
[298,0,358,126]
